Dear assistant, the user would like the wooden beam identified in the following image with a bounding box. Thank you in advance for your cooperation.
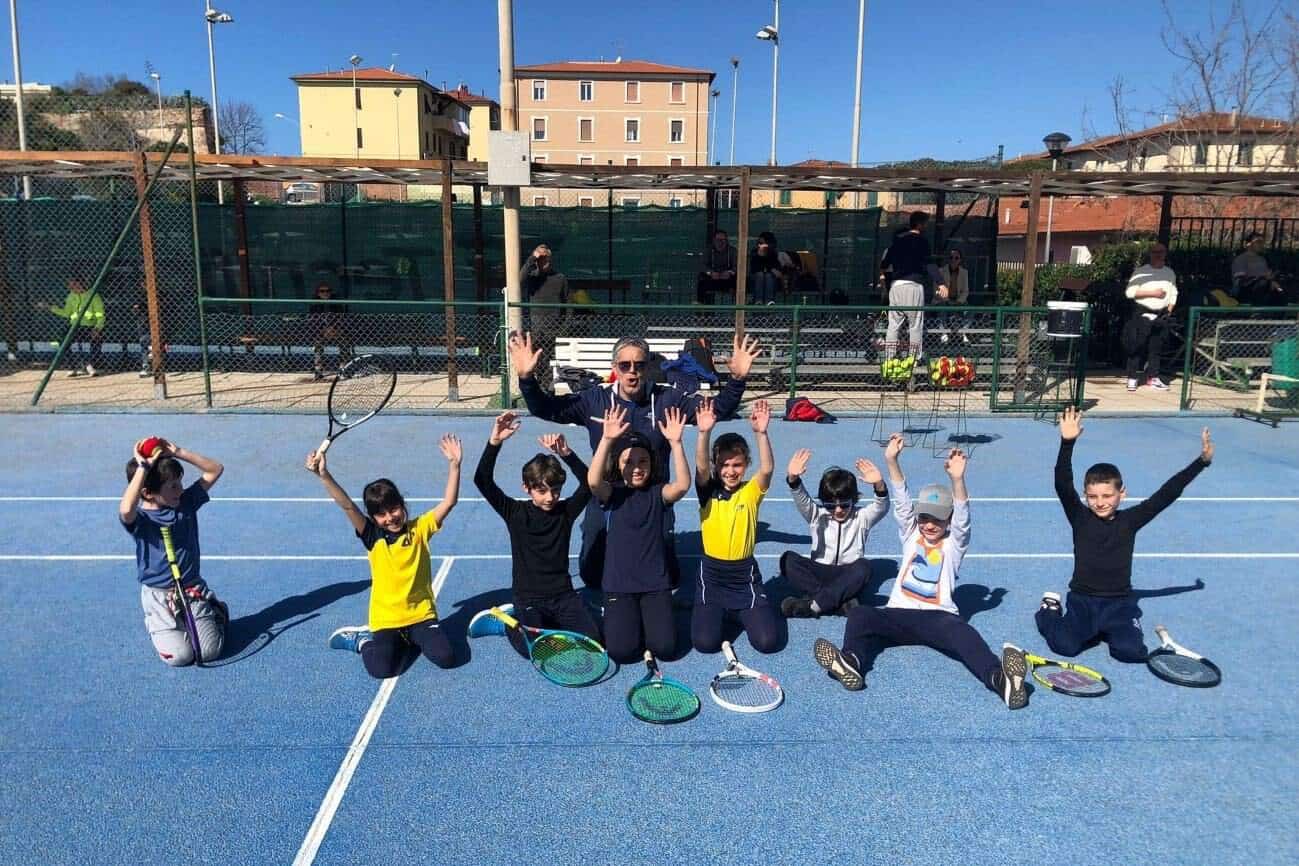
[1157,193,1174,247]
[132,151,166,397]
[1014,171,1044,402]
[232,179,252,304]
[734,167,751,338]
[442,159,459,402]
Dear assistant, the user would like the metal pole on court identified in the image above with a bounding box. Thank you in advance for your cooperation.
[205,0,226,204]
[186,91,213,407]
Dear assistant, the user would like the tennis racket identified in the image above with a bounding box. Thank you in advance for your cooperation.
[315,354,397,456]
[488,606,609,687]
[1147,625,1222,688]
[159,526,203,666]
[1024,652,1111,697]
[709,640,784,713]
[627,651,700,724]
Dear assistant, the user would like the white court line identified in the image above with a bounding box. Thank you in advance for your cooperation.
[4,552,1299,562]
[291,555,455,866]
[1,495,1297,504]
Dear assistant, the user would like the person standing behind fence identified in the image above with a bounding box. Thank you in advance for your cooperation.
[521,244,568,390]
[880,212,946,360]
[309,282,351,381]
[749,232,784,305]
[44,276,105,377]
[1122,243,1177,393]
[936,248,971,344]
[696,229,738,305]
[1231,233,1285,305]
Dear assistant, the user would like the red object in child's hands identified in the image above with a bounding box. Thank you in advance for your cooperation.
[137,436,165,460]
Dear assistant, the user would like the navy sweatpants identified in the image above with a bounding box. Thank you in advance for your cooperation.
[1036,590,1147,663]
[692,555,783,654]
[510,589,602,658]
[603,588,675,663]
[580,499,679,590]
[780,552,869,612]
[362,618,454,679]
[841,605,1001,692]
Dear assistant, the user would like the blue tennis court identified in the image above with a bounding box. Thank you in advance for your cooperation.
[1,411,1295,865]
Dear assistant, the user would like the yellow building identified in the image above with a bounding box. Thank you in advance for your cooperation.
[446,85,500,163]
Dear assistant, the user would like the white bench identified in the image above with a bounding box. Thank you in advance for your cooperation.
[550,336,714,395]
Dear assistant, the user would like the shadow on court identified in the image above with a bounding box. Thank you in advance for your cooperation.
[212,579,369,665]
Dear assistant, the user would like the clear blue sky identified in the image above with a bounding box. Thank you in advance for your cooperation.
[2,0,1273,163]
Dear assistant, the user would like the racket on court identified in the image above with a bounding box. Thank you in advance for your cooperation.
[1024,652,1111,697]
[709,640,784,713]
[627,651,700,724]
[1147,625,1222,688]
[315,354,397,456]
[159,525,203,666]
[488,606,609,687]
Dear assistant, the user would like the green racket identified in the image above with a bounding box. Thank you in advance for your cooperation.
[489,606,609,687]
[627,651,700,724]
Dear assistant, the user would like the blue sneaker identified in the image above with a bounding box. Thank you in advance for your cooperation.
[468,604,512,638]
[329,626,371,653]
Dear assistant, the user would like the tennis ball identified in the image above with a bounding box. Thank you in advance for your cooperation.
[137,436,164,460]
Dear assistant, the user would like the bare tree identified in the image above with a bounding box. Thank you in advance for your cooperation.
[217,101,266,154]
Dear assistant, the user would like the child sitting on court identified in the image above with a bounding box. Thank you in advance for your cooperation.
[469,412,601,654]
[308,433,462,678]
[814,434,1029,709]
[1038,406,1213,662]
[586,405,692,663]
[119,438,227,666]
[779,449,890,618]
[692,397,782,654]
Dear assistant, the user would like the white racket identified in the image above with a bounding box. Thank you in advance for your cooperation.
[709,641,784,713]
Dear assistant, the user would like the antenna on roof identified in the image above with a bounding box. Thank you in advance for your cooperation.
[615,55,622,63]
[390,52,398,72]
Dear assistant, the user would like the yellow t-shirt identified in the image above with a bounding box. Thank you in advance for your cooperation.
[359,511,441,630]
[698,477,766,561]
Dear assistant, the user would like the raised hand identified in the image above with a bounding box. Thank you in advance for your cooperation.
[855,457,883,485]
[305,451,328,477]
[696,397,717,433]
[727,334,763,380]
[508,331,543,378]
[1059,406,1084,441]
[540,432,571,456]
[749,398,771,434]
[944,448,967,479]
[885,432,906,461]
[1200,427,1214,464]
[658,406,686,443]
[787,447,812,479]
[490,411,521,445]
[602,405,630,441]
[439,433,462,465]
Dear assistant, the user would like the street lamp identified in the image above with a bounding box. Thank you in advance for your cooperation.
[393,88,402,161]
[1042,131,1071,263]
[149,71,162,132]
[709,88,720,165]
[755,1,780,166]
[728,57,739,165]
[349,54,363,159]
[8,0,31,201]
[850,0,867,210]
[204,1,234,204]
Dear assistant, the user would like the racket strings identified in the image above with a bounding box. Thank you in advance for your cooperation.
[1033,663,1109,696]
[1149,652,1219,685]
[330,361,392,423]
[629,681,699,722]
[531,634,606,685]
[712,674,781,708]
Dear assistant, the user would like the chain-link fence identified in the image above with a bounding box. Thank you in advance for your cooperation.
[1179,306,1299,419]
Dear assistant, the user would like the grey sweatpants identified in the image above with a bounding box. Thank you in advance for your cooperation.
[886,279,925,359]
[141,582,226,666]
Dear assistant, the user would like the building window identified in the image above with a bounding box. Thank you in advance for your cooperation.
[424,131,430,154]
[625,118,640,142]
[579,80,593,101]
[490,190,504,205]
[533,117,547,141]
[625,156,639,167]
[1194,141,1209,165]
[356,127,363,149]
[533,195,548,206]
[778,190,792,207]
[490,108,500,131]
[1139,146,1148,171]
[578,117,594,142]
[825,191,839,205]
[578,154,594,166]
[424,94,433,114]
[621,196,640,208]
[1238,141,1254,166]
[625,81,640,103]
[670,81,684,103]
[669,157,683,167]
[718,189,738,209]
[669,119,684,143]
[532,80,546,101]
[355,88,362,110]
[668,197,683,208]
[579,196,594,207]
[533,154,547,164]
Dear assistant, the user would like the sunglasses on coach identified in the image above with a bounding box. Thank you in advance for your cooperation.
[616,360,648,373]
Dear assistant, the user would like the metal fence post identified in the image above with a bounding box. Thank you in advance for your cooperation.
[989,307,1004,410]
[1179,306,1199,410]
[788,303,800,399]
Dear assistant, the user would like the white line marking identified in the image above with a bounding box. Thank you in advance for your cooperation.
[291,555,454,866]
[0,495,1297,504]
[3,552,1298,562]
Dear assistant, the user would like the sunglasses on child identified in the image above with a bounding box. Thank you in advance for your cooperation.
[616,360,648,373]
[819,498,858,511]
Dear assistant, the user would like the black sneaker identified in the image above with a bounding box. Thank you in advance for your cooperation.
[999,643,1029,709]
[838,597,861,615]
[781,596,817,618]
[813,637,864,691]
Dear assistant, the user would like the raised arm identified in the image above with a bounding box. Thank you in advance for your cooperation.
[855,457,891,527]
[544,434,593,519]
[694,397,716,491]
[658,406,692,504]
[786,448,818,521]
[750,399,774,492]
[510,331,588,426]
[429,433,463,526]
[706,335,761,419]
[305,450,367,535]
[884,433,916,538]
[1127,427,1212,529]
[588,406,629,503]
[474,412,520,516]
[119,450,151,527]
[944,448,972,552]
[158,439,223,490]
[1054,407,1086,521]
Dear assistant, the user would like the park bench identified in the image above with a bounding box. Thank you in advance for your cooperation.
[549,335,712,395]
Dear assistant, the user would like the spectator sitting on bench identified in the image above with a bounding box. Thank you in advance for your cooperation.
[696,229,738,305]
[510,330,761,596]
[749,232,789,305]
[1231,232,1285,306]
[522,243,568,390]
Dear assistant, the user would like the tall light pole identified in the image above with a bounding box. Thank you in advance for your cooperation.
[727,57,739,165]
[8,0,31,199]
[150,71,163,132]
[709,88,720,164]
[1042,131,1071,264]
[393,88,402,161]
[349,54,362,159]
[755,2,780,166]
[850,0,867,209]
[273,112,300,155]
[497,0,523,338]
[204,2,234,204]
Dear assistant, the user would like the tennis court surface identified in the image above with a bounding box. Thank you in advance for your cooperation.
[1,412,1295,866]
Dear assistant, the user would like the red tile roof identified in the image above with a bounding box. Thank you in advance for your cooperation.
[1009,112,1295,162]
[445,85,498,107]
[514,59,714,79]
[292,67,425,83]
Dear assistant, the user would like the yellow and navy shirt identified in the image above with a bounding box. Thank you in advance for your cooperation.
[698,476,766,561]
[358,511,441,630]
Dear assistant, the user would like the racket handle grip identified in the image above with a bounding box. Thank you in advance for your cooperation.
[721,640,738,664]
[1153,625,1170,643]
[315,437,333,457]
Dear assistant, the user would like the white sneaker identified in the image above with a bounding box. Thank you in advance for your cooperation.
[84,364,97,377]
[1126,378,1138,392]
[1147,377,1169,390]
[1039,591,1062,614]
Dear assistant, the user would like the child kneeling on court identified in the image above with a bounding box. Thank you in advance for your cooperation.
[779,449,889,618]
[692,398,782,654]
[308,434,462,678]
[814,434,1029,709]
[468,413,601,655]
[1038,407,1213,662]
[587,406,692,663]
[120,438,227,666]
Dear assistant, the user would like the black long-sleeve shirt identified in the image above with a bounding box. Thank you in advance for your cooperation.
[1055,438,1209,596]
[474,441,591,600]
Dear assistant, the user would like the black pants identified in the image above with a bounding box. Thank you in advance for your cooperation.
[1124,313,1166,381]
[67,326,103,370]
[361,618,454,679]
[841,606,1001,692]
[780,552,869,613]
[510,589,601,658]
[603,588,675,663]
[696,274,736,305]
[1035,590,1147,663]
[579,499,680,591]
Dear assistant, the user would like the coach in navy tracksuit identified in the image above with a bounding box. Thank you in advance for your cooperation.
[509,331,761,589]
